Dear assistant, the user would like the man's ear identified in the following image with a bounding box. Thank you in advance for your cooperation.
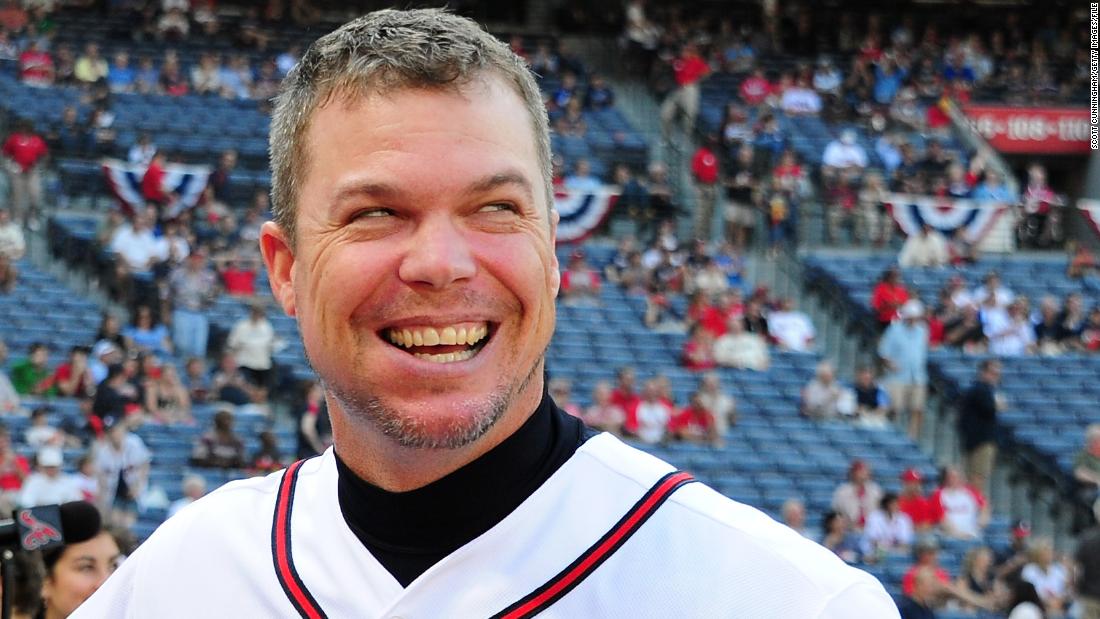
[549,209,561,298]
[259,221,297,317]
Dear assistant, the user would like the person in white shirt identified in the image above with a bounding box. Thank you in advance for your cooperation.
[0,340,21,415]
[971,271,1014,308]
[634,379,671,444]
[899,223,950,268]
[108,211,167,272]
[167,473,207,518]
[822,130,868,173]
[0,208,26,260]
[25,407,63,448]
[986,300,1036,356]
[768,298,816,352]
[1020,537,1070,614]
[714,316,769,370]
[19,447,81,507]
[779,80,822,115]
[932,466,989,539]
[861,493,914,557]
[227,301,280,391]
[696,372,736,437]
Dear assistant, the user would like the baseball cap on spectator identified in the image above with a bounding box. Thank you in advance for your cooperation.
[840,130,857,145]
[92,340,119,359]
[38,446,63,468]
[1012,520,1032,538]
[848,459,868,477]
[913,536,939,556]
[900,468,922,483]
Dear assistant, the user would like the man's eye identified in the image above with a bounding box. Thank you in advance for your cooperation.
[355,208,393,219]
[479,203,517,214]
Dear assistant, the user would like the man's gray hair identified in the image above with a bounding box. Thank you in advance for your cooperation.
[268,8,553,245]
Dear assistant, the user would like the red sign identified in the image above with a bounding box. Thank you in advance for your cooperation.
[961,106,1091,154]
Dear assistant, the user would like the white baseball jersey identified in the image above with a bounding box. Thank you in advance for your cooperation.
[75,433,899,618]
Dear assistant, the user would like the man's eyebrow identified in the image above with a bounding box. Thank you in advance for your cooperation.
[330,170,535,206]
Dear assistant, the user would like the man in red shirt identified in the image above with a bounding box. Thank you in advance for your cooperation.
[2,120,48,226]
[668,392,718,445]
[610,366,641,436]
[660,43,709,138]
[0,425,30,513]
[901,537,950,596]
[141,151,172,207]
[691,134,720,240]
[18,39,53,87]
[897,468,942,532]
[870,266,910,326]
[739,67,772,107]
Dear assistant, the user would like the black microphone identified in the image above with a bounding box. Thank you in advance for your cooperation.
[0,502,102,553]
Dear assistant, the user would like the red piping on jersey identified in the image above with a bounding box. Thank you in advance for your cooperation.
[492,470,697,619]
[272,459,327,619]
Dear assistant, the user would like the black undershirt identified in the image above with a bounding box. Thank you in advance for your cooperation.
[335,393,592,587]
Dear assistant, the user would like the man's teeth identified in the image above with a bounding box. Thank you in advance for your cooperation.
[387,324,489,348]
[413,349,479,364]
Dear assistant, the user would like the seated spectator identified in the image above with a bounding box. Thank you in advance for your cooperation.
[555,99,587,137]
[1081,306,1100,352]
[986,299,1037,356]
[583,73,614,109]
[217,256,259,297]
[852,365,890,428]
[24,407,62,448]
[74,43,108,84]
[18,447,80,507]
[563,158,601,193]
[681,324,717,371]
[1033,296,1065,355]
[1020,538,1069,615]
[74,452,99,504]
[211,353,267,414]
[944,305,988,353]
[954,546,997,613]
[127,132,157,166]
[1057,293,1088,350]
[0,341,20,415]
[1004,580,1046,619]
[582,381,625,435]
[820,510,861,564]
[191,408,246,469]
[696,372,736,435]
[18,39,53,87]
[190,52,223,95]
[41,346,95,398]
[1067,243,1099,279]
[634,379,671,444]
[896,566,943,619]
[94,416,151,528]
[871,267,910,326]
[902,537,951,598]
[0,207,26,264]
[610,366,641,436]
[684,291,723,336]
[821,130,868,177]
[145,362,191,425]
[107,51,136,93]
[227,302,278,390]
[167,474,206,518]
[832,459,883,529]
[559,250,601,305]
[972,271,1014,308]
[157,7,190,40]
[548,378,581,418]
[862,493,915,558]
[931,465,990,539]
[781,498,816,539]
[691,258,729,298]
[779,78,822,116]
[898,224,949,268]
[802,361,845,420]
[0,425,28,511]
[182,357,211,405]
[109,211,166,273]
[667,392,718,445]
[898,469,942,533]
[1075,423,1100,501]
[971,168,1017,203]
[10,342,49,395]
[123,305,173,357]
[768,298,815,351]
[251,431,285,475]
[92,364,141,424]
[643,287,685,333]
[713,316,768,371]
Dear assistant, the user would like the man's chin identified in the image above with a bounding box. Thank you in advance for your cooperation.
[331,387,510,450]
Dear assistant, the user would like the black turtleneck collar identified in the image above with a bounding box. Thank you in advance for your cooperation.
[335,392,592,587]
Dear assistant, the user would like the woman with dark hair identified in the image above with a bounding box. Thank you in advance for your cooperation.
[1006,578,1045,619]
[37,519,122,618]
[820,510,861,564]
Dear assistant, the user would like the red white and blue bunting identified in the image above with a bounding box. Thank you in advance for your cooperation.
[553,188,618,244]
[102,158,211,219]
[886,193,1007,243]
[1078,199,1100,239]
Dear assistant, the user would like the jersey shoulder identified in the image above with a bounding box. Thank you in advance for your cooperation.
[576,434,899,617]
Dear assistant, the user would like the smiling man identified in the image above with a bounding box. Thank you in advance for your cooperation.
[76,9,897,618]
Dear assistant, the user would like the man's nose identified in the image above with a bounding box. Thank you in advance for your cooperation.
[397,216,477,289]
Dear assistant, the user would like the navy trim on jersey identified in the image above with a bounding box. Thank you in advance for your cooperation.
[490,470,697,619]
[272,459,328,619]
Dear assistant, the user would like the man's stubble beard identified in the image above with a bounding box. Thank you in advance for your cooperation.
[310,343,547,450]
